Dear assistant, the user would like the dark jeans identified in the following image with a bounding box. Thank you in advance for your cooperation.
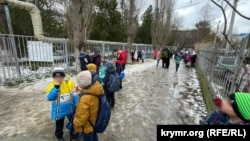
[122,64,126,70]
[105,91,115,108]
[166,58,170,69]
[176,63,180,72]
[162,58,167,69]
[82,132,98,141]
[142,59,144,63]
[55,118,65,139]
[116,64,124,89]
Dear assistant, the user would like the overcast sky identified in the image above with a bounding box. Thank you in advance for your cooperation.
[142,0,250,34]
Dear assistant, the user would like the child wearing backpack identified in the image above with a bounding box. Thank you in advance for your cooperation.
[46,68,78,141]
[200,92,250,125]
[74,71,105,141]
[174,52,182,72]
[87,63,102,84]
[102,61,120,109]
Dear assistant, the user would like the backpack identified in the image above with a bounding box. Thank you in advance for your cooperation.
[162,49,168,58]
[107,73,121,92]
[175,54,181,62]
[89,94,111,133]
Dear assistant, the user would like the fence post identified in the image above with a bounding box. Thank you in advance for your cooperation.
[4,4,21,79]
[102,43,105,60]
[64,40,69,73]
[230,37,249,94]
[123,44,125,50]
[107,44,110,60]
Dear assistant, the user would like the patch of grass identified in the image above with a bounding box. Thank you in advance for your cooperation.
[196,64,216,113]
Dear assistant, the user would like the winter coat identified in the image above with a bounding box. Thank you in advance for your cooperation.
[46,79,78,121]
[79,52,90,71]
[157,51,162,59]
[116,50,127,65]
[200,109,250,125]
[99,65,106,85]
[186,54,192,62]
[134,52,138,60]
[91,53,101,67]
[141,51,146,60]
[174,53,182,64]
[73,81,104,134]
[103,62,116,92]
[153,50,158,58]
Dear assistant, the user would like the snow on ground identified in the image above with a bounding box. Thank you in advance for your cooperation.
[0,59,207,141]
[0,64,76,86]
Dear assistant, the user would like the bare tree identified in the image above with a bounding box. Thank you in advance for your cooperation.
[164,0,175,45]
[152,0,160,49]
[60,0,95,73]
[152,0,175,47]
[172,16,184,31]
[223,0,250,20]
[211,0,250,47]
[171,15,184,45]
[200,3,213,22]
[126,0,139,64]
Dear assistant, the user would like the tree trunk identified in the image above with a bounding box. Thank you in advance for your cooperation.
[127,36,132,64]
[126,0,135,64]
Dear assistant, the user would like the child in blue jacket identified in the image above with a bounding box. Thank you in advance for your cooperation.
[46,68,78,141]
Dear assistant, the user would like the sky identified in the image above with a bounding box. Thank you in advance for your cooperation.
[142,0,250,34]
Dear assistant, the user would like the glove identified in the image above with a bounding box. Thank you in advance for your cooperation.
[213,97,222,108]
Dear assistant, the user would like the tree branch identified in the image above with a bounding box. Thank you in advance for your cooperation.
[224,0,250,20]
[211,0,232,46]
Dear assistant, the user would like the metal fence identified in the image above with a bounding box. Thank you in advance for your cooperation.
[0,34,155,85]
[197,36,249,97]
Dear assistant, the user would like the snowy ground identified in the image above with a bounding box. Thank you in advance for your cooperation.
[0,59,207,141]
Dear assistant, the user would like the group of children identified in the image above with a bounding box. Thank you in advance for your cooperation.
[46,62,118,141]
[46,48,127,141]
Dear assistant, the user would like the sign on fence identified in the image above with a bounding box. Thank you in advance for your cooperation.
[27,41,53,62]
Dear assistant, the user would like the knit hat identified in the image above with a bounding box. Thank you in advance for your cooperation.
[76,71,92,89]
[229,92,250,122]
[87,63,97,72]
[105,61,114,69]
[52,68,65,78]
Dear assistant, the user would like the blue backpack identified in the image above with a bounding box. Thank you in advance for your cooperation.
[108,73,121,92]
[88,94,111,133]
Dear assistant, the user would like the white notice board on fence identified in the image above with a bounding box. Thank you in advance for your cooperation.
[27,41,53,62]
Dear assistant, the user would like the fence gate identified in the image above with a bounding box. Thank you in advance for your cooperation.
[197,36,249,97]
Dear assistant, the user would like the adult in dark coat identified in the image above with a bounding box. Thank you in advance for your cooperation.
[79,52,90,71]
[91,48,101,73]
